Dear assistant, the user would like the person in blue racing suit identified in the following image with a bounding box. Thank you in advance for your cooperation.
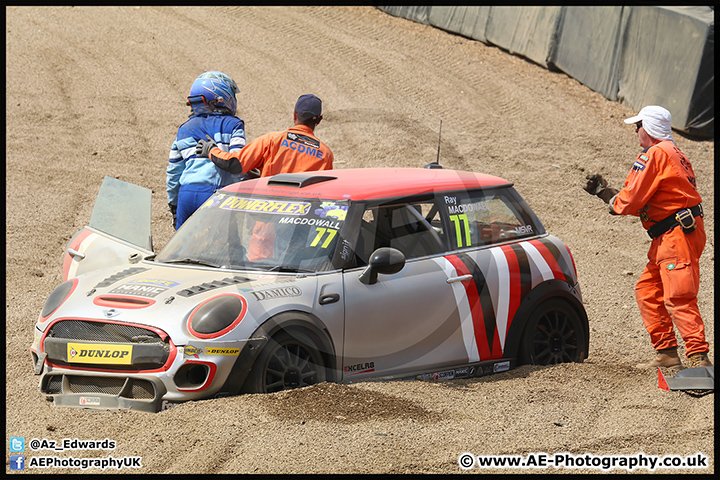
[166,71,249,229]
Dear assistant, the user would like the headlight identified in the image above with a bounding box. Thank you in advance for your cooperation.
[40,279,78,320]
[187,294,247,339]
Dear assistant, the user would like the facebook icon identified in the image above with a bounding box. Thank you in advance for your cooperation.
[10,455,25,470]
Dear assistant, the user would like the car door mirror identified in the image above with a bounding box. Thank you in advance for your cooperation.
[358,247,405,285]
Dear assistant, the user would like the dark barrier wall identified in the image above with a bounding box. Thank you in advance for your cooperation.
[379,6,714,138]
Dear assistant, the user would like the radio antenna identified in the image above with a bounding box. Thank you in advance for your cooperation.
[425,119,443,169]
[436,119,442,163]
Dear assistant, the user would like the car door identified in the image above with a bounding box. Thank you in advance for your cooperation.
[63,176,154,281]
[341,200,472,380]
[340,188,552,381]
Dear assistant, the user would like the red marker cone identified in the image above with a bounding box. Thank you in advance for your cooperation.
[657,367,670,391]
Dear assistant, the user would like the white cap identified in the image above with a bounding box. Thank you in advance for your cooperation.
[624,105,673,141]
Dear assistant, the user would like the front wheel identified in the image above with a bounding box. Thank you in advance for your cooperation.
[244,330,326,393]
[519,299,587,365]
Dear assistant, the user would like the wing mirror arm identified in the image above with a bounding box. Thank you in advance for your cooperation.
[358,247,405,285]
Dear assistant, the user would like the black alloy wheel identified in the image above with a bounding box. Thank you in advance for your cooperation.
[520,299,587,365]
[246,330,326,393]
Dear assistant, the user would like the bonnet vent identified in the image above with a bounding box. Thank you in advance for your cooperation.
[267,173,337,188]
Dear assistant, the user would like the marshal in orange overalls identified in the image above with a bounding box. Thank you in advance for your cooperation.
[611,140,708,357]
[209,124,333,178]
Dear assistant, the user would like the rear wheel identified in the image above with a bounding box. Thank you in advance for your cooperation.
[244,330,326,393]
[519,299,586,365]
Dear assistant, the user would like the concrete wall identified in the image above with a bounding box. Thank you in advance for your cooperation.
[379,6,714,138]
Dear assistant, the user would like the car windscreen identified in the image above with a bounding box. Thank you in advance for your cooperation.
[155,193,349,272]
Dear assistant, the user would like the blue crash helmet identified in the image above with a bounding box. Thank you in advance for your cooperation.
[187,71,239,116]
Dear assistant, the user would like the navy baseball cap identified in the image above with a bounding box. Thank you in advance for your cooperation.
[295,94,322,120]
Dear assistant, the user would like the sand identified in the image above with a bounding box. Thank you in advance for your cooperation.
[6,6,713,474]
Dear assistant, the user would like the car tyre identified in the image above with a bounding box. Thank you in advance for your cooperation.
[244,330,326,393]
[519,299,586,365]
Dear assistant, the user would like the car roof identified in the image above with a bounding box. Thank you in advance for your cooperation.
[221,168,512,201]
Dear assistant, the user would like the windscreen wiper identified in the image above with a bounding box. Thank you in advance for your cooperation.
[265,266,314,273]
[162,258,222,268]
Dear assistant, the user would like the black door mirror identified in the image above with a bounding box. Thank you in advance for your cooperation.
[358,247,405,285]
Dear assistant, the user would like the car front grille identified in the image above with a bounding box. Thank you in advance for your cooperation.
[44,319,171,371]
[42,374,156,400]
[48,319,163,343]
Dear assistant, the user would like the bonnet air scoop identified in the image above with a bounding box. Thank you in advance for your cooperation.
[267,173,337,188]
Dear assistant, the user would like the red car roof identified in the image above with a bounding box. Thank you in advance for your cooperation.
[221,168,512,201]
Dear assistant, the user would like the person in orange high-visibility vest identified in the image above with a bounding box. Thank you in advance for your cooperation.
[584,105,711,369]
[197,93,333,177]
[195,94,334,261]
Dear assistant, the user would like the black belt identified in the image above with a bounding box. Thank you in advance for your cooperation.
[647,204,703,239]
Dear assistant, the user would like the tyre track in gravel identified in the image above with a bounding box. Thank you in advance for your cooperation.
[253,7,532,170]
[304,7,563,173]
[213,7,454,167]
[6,8,98,267]
[175,6,551,174]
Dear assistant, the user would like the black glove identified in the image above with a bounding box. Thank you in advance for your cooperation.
[584,173,619,204]
[196,135,217,158]
[169,203,177,229]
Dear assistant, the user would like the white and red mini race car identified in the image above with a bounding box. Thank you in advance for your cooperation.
[31,167,589,412]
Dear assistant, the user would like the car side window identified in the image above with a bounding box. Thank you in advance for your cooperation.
[442,190,537,249]
[356,201,446,263]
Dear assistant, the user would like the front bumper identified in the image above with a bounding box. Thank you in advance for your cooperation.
[32,335,267,413]
[41,372,167,413]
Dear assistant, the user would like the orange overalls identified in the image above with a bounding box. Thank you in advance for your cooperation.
[611,140,708,356]
[209,124,333,177]
[210,124,334,261]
